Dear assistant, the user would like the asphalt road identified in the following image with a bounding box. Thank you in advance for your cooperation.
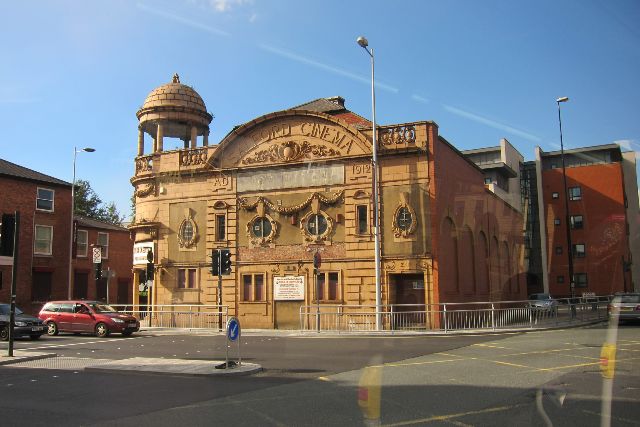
[0,323,638,426]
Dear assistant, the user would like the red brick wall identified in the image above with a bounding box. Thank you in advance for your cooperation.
[431,137,526,303]
[542,163,629,297]
[0,176,72,315]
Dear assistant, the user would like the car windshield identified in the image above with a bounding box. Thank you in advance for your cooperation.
[616,295,640,304]
[88,303,118,313]
[529,294,551,300]
[0,304,23,315]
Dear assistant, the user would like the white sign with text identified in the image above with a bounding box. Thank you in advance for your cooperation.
[273,276,305,301]
[133,242,154,265]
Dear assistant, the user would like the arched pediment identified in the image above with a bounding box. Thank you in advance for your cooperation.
[208,110,372,169]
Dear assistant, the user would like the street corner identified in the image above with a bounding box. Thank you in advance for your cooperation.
[84,357,262,377]
[0,351,57,366]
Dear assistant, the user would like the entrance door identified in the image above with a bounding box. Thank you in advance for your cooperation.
[390,273,426,329]
[117,280,129,304]
[74,272,88,300]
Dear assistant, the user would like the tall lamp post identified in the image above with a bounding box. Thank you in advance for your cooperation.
[556,97,575,299]
[357,36,382,331]
[68,147,96,299]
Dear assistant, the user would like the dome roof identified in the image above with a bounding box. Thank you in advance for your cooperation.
[141,73,207,113]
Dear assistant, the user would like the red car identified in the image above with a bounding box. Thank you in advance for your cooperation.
[39,301,139,337]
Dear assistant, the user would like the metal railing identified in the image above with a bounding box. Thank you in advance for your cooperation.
[299,296,611,333]
[110,304,228,329]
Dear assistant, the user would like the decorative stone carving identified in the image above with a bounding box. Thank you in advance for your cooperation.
[392,192,417,238]
[134,181,156,198]
[180,147,208,166]
[379,125,416,146]
[241,141,341,165]
[239,191,343,215]
[135,155,153,174]
[299,210,334,244]
[177,208,198,249]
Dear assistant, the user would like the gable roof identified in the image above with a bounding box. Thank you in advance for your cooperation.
[290,97,371,129]
[75,215,128,232]
[0,158,71,187]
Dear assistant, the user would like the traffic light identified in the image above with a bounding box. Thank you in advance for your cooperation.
[221,249,232,275]
[146,249,154,281]
[0,213,16,257]
[95,261,102,280]
[210,249,220,276]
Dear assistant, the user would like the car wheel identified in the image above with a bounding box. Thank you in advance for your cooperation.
[46,322,59,336]
[95,322,110,338]
[29,334,42,340]
[0,326,9,341]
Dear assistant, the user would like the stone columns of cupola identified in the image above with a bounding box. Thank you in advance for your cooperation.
[203,129,209,146]
[137,127,144,156]
[156,122,164,152]
[190,125,198,149]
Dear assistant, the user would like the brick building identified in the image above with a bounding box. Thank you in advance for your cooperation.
[130,75,526,329]
[72,215,133,305]
[532,144,638,297]
[0,158,72,314]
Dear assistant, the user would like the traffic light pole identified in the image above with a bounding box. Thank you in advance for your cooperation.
[217,250,223,331]
[8,211,19,357]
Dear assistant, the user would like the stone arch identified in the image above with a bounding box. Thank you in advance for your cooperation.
[439,217,458,294]
[490,236,500,298]
[475,231,490,295]
[501,241,511,298]
[458,225,475,294]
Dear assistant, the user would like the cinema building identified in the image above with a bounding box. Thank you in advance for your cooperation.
[130,75,526,329]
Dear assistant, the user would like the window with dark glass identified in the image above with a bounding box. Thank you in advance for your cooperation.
[180,221,194,242]
[215,214,226,241]
[574,273,588,287]
[97,232,109,258]
[306,214,328,235]
[178,268,197,289]
[356,205,368,234]
[396,207,413,231]
[554,219,561,226]
[569,187,582,201]
[76,230,88,257]
[36,188,54,211]
[316,271,340,301]
[484,177,492,185]
[242,274,265,302]
[573,243,586,258]
[570,215,584,229]
[251,217,272,238]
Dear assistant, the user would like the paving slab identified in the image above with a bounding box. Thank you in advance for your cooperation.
[0,350,57,365]
[85,357,261,377]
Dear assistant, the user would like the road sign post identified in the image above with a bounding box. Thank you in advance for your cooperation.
[224,316,241,369]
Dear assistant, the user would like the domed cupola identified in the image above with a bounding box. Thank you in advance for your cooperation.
[136,73,213,155]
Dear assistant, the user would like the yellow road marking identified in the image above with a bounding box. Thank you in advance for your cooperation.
[382,403,527,426]
[317,376,330,382]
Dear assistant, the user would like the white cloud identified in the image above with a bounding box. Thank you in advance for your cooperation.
[210,0,252,13]
[137,3,230,37]
[249,12,258,23]
[442,104,541,143]
[411,94,430,104]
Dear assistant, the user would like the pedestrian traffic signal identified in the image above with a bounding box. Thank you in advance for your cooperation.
[146,249,154,281]
[221,249,232,275]
[211,249,220,276]
[95,261,102,280]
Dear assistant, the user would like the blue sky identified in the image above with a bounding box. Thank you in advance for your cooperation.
[2,0,639,218]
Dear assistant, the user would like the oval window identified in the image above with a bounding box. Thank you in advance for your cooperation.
[306,214,328,235]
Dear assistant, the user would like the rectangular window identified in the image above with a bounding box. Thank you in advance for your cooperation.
[34,225,53,255]
[570,215,584,229]
[36,188,54,211]
[32,271,52,302]
[574,273,588,287]
[484,177,492,185]
[242,273,265,302]
[552,192,559,199]
[569,187,582,201]
[554,218,561,226]
[315,271,340,302]
[557,275,564,284]
[177,268,197,289]
[215,214,226,241]
[356,205,368,234]
[573,243,586,258]
[97,232,109,259]
[555,246,563,255]
[77,230,88,257]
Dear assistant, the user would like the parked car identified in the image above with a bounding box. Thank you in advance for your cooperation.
[608,293,640,323]
[0,303,46,340]
[39,301,140,337]
[527,293,559,312]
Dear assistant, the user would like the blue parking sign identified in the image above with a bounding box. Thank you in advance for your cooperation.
[226,317,240,342]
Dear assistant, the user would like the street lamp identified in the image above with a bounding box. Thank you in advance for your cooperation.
[556,97,574,299]
[68,147,96,299]
[357,36,382,331]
